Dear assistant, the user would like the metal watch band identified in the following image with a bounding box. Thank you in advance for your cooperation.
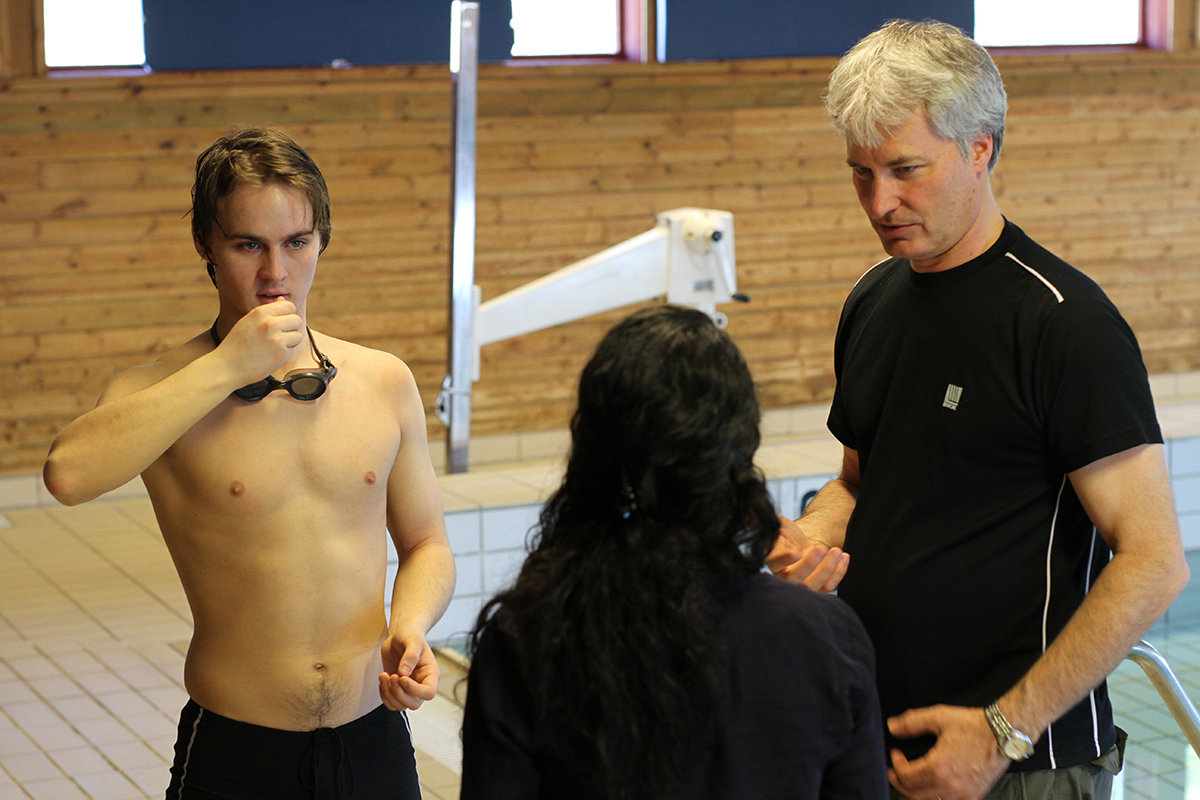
[985,702,1034,761]
[984,702,1012,737]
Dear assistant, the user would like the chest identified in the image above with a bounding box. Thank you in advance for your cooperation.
[162,388,402,515]
[837,281,1052,475]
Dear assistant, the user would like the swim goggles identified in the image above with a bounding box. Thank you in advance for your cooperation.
[208,321,337,402]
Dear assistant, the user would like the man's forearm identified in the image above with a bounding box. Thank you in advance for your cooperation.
[1002,444,1191,742]
[389,537,457,636]
[797,476,858,550]
[1000,547,1188,741]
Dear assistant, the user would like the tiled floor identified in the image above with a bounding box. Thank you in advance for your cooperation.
[5,497,1200,799]
[0,499,465,800]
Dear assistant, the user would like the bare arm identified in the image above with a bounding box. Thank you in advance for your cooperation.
[43,355,233,506]
[767,446,860,591]
[42,303,304,506]
[378,362,456,711]
[889,443,1189,799]
[1001,442,1188,735]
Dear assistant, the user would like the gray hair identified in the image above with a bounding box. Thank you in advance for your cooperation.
[824,19,1007,171]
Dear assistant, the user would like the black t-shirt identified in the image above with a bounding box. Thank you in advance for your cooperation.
[829,220,1160,771]
[460,573,888,799]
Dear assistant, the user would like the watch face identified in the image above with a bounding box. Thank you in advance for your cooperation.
[1002,733,1034,760]
[985,704,1035,761]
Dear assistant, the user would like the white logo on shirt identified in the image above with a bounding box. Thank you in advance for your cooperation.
[943,384,963,411]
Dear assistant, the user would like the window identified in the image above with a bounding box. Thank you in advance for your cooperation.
[28,0,1156,73]
[975,0,1140,46]
[510,0,621,57]
[43,0,145,68]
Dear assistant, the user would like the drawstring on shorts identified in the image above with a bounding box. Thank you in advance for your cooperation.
[300,726,355,799]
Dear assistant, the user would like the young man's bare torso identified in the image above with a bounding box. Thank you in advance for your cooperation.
[44,131,453,796]
[96,325,440,730]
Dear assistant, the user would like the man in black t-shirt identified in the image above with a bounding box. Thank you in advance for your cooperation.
[766,19,1189,800]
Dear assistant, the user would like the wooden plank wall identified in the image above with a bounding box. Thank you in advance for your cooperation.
[3,51,1200,476]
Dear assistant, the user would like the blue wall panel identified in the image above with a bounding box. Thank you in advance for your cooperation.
[143,0,514,71]
[658,0,973,61]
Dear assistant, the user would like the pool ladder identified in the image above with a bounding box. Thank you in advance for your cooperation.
[1126,640,1200,757]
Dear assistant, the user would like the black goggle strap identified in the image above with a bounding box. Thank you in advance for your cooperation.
[303,326,334,372]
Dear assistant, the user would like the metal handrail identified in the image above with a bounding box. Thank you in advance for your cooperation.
[1125,639,1200,757]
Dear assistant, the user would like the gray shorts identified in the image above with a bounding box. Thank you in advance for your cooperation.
[983,729,1125,800]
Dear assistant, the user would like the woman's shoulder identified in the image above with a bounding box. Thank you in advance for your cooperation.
[719,573,873,652]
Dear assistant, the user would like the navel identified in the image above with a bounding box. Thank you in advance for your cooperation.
[364,471,376,485]
[313,662,326,672]
[229,480,245,497]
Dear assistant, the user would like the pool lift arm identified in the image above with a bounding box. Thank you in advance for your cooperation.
[436,207,746,471]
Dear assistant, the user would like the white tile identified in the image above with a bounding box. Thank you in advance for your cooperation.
[4,655,63,681]
[117,711,177,742]
[22,776,91,800]
[482,549,527,595]
[1171,436,1200,477]
[73,768,144,800]
[138,686,188,716]
[1150,372,1181,401]
[408,693,464,775]
[468,433,520,465]
[452,553,483,596]
[505,461,564,500]
[73,671,132,696]
[0,474,41,510]
[72,717,137,747]
[428,594,486,646]
[21,721,89,754]
[438,486,481,513]
[765,479,782,510]
[3,701,61,730]
[481,505,540,552]
[46,650,108,675]
[760,407,794,438]
[775,478,801,520]
[126,764,170,797]
[0,726,38,756]
[445,510,482,554]
[94,691,158,719]
[1176,371,1200,399]
[0,680,38,705]
[517,429,570,462]
[1179,514,1200,552]
[791,403,833,435]
[145,735,177,762]
[49,695,111,723]
[26,675,84,701]
[1175,477,1200,515]
[96,738,162,771]
[0,751,64,783]
[117,664,174,692]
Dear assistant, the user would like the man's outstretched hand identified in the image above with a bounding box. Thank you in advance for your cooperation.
[379,628,439,711]
[766,514,849,592]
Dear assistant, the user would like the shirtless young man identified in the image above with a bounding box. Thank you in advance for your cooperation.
[42,127,455,798]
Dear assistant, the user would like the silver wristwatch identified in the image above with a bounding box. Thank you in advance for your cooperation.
[984,702,1034,761]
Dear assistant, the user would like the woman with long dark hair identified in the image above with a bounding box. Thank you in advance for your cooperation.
[460,306,886,799]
